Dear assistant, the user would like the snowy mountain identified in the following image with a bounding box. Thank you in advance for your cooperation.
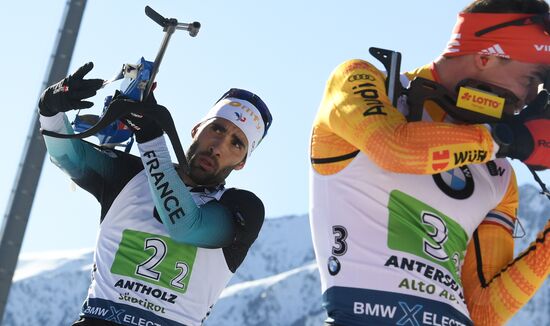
[3,185,549,326]
[4,249,94,325]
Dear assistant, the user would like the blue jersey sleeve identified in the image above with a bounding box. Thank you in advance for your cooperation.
[40,113,144,220]
[137,136,236,248]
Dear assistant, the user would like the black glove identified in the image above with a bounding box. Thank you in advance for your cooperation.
[518,89,550,121]
[38,62,104,117]
[492,90,550,169]
[110,92,164,143]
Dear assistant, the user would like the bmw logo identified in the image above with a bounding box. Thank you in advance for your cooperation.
[433,166,474,199]
[328,256,341,276]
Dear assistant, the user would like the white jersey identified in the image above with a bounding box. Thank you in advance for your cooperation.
[309,67,514,326]
[82,170,232,326]
[41,100,265,326]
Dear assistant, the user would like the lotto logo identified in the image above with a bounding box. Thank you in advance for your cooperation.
[456,87,504,119]
[459,92,500,108]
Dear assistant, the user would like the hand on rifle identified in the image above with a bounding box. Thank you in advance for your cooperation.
[110,90,164,143]
[492,90,550,169]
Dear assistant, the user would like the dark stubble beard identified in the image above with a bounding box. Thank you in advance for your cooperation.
[185,141,235,186]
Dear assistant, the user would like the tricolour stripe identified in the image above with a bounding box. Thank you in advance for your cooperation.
[483,211,514,233]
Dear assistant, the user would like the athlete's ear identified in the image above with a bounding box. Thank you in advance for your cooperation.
[474,55,499,70]
[234,160,246,171]
[191,123,201,138]
[233,155,246,171]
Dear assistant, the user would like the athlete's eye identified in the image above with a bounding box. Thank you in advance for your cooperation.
[211,124,225,134]
[527,71,546,88]
[232,138,244,150]
[526,76,538,87]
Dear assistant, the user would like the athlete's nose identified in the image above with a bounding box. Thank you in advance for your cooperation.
[209,139,223,158]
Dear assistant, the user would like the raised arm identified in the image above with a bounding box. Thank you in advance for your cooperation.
[39,63,144,219]
[312,59,497,175]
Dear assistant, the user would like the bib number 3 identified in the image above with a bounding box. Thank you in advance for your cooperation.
[332,225,348,256]
[421,212,449,261]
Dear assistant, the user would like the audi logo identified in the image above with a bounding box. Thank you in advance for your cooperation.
[347,74,375,82]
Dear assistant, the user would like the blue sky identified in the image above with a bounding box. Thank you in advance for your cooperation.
[1,0,548,253]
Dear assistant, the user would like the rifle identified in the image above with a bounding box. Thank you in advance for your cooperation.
[41,6,200,173]
[370,47,550,205]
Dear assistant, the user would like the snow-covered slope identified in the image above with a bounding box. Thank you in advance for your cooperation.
[205,264,325,326]
[229,214,315,285]
[4,249,94,326]
[4,186,549,326]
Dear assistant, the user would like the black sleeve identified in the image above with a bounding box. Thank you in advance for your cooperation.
[219,188,265,273]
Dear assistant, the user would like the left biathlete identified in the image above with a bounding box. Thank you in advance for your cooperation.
[39,62,274,326]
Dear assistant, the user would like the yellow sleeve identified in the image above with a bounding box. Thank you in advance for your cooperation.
[462,173,550,325]
[311,59,496,175]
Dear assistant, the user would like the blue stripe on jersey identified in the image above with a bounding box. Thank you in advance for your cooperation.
[485,211,514,230]
[323,286,472,326]
[82,298,188,326]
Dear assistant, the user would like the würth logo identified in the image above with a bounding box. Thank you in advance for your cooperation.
[454,150,488,165]
[432,150,450,171]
